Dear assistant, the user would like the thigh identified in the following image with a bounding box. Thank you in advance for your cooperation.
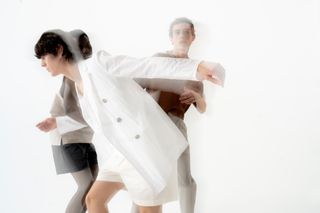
[138,205,162,213]
[71,167,95,187]
[120,158,177,206]
[61,143,89,173]
[87,181,124,204]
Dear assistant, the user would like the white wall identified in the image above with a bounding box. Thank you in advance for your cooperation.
[0,0,320,212]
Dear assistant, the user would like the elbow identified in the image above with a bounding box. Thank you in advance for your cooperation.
[197,105,206,114]
[199,108,206,114]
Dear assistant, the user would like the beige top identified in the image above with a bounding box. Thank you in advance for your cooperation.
[50,77,93,145]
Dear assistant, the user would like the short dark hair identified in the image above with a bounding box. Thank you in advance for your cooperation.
[169,17,195,37]
[34,30,92,61]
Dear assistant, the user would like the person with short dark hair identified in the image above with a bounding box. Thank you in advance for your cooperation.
[36,30,98,213]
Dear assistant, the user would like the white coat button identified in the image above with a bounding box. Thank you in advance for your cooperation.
[102,98,108,103]
[135,134,140,139]
[116,117,122,122]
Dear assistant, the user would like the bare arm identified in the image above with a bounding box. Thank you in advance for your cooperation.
[179,87,206,113]
[36,115,87,134]
[36,117,57,132]
[196,61,225,86]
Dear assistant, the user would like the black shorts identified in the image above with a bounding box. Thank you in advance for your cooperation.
[52,143,98,175]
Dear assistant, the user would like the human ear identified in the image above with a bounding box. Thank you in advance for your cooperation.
[191,34,196,42]
[170,36,174,45]
[56,45,64,58]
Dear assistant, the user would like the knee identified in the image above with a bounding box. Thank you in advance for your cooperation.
[179,177,197,188]
[85,193,93,207]
[85,192,100,208]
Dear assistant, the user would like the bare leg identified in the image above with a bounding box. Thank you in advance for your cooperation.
[138,205,162,213]
[85,181,124,213]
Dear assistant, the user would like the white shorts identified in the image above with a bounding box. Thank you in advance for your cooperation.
[96,149,178,206]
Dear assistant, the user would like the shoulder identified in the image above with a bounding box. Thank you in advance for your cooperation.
[94,50,111,66]
[79,50,110,73]
[152,51,173,57]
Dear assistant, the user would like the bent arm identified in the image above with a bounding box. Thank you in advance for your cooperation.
[50,93,87,134]
[194,95,206,113]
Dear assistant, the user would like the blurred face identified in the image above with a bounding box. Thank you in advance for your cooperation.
[40,46,67,76]
[40,54,63,76]
[170,23,195,51]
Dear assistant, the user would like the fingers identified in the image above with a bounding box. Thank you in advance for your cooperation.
[35,122,42,128]
[179,94,195,104]
[180,92,191,98]
[180,97,195,104]
[179,93,192,100]
[36,122,49,132]
[36,121,45,129]
[198,62,225,86]
[207,77,224,86]
[36,119,51,132]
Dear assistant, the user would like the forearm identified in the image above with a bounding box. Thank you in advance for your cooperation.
[195,97,206,113]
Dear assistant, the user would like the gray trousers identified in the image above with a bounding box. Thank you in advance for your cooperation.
[131,113,196,213]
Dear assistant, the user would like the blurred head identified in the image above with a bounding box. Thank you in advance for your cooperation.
[169,17,195,51]
[34,29,92,76]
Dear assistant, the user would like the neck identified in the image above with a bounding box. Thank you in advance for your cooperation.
[63,62,82,84]
[63,62,84,96]
[170,48,189,58]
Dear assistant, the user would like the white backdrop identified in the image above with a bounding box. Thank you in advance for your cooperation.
[0,0,320,212]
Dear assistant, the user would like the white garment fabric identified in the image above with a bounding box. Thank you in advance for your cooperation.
[76,51,197,194]
[97,148,178,206]
[56,115,87,135]
[76,50,224,194]
[49,129,62,146]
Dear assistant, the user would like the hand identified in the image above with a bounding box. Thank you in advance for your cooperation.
[179,87,202,104]
[36,117,57,132]
[197,61,225,86]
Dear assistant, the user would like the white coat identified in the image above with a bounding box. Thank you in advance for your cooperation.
[76,50,222,194]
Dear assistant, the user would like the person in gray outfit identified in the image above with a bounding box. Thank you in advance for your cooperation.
[36,76,98,213]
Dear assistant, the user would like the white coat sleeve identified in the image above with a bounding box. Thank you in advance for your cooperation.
[95,50,200,80]
[50,93,87,134]
[56,116,87,135]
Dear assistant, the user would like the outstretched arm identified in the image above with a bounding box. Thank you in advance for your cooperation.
[94,50,225,85]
